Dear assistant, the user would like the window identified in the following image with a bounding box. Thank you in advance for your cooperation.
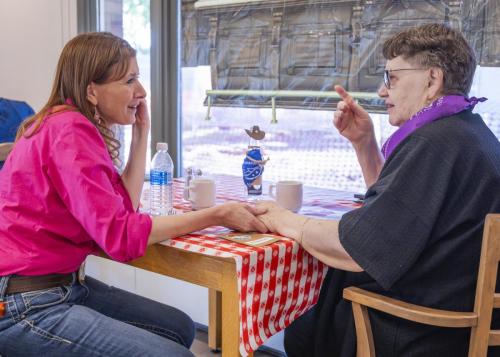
[180,1,500,193]
[181,65,379,192]
[82,0,500,192]
[94,0,152,172]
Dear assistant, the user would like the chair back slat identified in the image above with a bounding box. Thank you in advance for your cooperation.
[489,330,500,346]
[469,214,500,356]
[493,293,500,308]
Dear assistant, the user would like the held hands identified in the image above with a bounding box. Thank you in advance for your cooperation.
[255,201,304,241]
[215,200,309,243]
[333,85,374,146]
[215,202,269,233]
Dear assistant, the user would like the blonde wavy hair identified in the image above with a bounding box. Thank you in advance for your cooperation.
[16,32,136,166]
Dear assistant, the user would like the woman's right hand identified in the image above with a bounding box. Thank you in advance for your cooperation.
[148,202,269,245]
[132,98,150,140]
[333,85,375,147]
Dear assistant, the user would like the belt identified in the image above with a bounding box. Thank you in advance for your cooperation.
[5,273,75,294]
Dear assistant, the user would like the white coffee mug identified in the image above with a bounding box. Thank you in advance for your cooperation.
[269,180,303,213]
[188,178,216,210]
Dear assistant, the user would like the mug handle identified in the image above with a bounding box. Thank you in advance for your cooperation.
[268,183,276,199]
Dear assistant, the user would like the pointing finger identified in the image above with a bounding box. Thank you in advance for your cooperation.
[334,85,353,103]
[335,85,366,116]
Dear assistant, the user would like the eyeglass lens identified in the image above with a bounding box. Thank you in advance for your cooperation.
[384,70,390,89]
[383,68,426,89]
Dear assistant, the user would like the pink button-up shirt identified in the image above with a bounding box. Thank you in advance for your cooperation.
[0,108,152,276]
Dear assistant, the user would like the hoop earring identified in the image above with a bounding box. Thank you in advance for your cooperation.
[94,107,102,125]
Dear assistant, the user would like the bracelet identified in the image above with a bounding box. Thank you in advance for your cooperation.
[298,217,311,245]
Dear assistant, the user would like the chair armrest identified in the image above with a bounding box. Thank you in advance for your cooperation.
[343,286,477,328]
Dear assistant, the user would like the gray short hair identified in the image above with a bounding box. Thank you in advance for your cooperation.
[383,23,476,96]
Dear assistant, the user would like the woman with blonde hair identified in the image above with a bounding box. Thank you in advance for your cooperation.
[0,32,267,356]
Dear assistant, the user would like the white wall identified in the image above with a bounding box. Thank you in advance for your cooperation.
[0,0,77,111]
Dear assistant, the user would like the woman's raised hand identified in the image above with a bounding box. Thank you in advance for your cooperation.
[133,98,150,136]
[333,85,374,146]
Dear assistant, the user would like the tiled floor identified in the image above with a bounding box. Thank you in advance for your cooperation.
[190,328,284,357]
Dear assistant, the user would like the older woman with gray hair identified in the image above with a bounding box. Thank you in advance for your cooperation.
[257,23,500,356]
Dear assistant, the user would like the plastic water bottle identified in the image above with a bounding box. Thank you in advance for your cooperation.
[150,142,174,216]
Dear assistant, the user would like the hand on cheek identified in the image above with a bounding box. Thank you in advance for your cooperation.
[134,99,150,132]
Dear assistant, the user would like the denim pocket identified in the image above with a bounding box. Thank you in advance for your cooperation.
[21,287,66,311]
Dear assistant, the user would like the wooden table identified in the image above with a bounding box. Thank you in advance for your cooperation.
[122,243,240,355]
[118,175,360,357]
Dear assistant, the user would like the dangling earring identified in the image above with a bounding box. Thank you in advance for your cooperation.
[94,106,102,125]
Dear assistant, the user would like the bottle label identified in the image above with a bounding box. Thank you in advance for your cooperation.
[150,170,172,185]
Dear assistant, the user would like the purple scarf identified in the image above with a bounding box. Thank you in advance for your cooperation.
[381,95,487,159]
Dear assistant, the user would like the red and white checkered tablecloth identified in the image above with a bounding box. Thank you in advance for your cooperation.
[147,175,361,356]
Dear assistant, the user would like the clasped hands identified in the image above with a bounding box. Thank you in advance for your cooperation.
[220,201,304,242]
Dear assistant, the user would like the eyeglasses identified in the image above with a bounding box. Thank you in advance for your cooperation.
[383,68,426,89]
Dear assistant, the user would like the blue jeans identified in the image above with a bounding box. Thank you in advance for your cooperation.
[0,274,195,356]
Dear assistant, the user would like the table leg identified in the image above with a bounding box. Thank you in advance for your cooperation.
[208,288,222,352]
[221,262,242,357]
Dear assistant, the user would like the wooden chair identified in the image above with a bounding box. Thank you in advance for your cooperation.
[343,213,500,357]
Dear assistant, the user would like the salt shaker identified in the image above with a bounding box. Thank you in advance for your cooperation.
[183,167,204,200]
[183,167,194,200]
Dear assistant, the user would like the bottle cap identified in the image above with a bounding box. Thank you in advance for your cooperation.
[156,142,168,151]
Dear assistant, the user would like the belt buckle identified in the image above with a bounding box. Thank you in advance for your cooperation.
[78,262,86,284]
